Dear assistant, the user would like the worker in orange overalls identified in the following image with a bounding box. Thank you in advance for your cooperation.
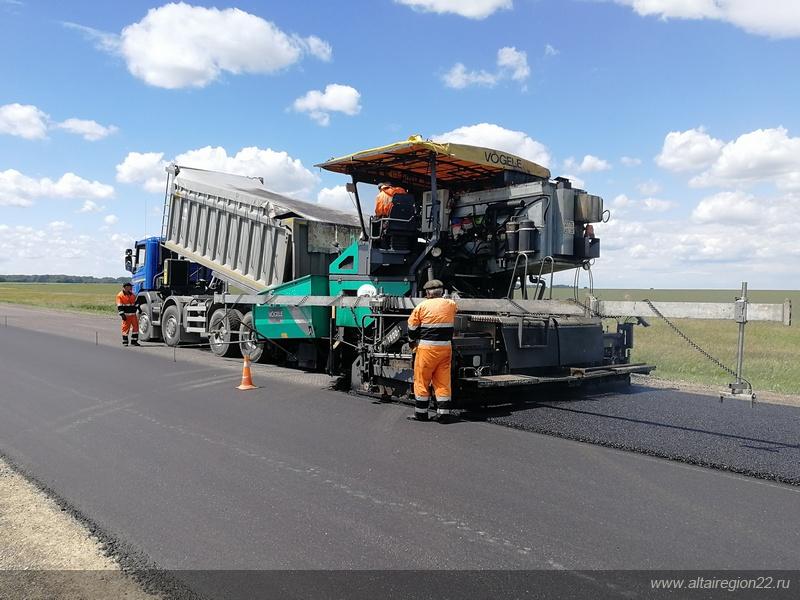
[374,182,407,217]
[407,279,457,423]
[116,282,139,346]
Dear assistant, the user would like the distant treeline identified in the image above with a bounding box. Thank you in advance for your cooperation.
[0,275,129,284]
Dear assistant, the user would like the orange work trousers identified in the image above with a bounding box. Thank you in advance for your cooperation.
[413,344,452,402]
[121,314,139,335]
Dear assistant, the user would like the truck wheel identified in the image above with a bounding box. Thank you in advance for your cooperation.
[161,305,181,347]
[209,308,243,358]
[239,311,265,363]
[137,303,160,342]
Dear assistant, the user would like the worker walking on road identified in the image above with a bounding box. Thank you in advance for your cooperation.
[407,279,457,422]
[116,282,140,347]
[374,182,407,217]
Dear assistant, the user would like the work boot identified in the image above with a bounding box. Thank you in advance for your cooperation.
[130,341,141,347]
[122,336,129,346]
[130,334,140,347]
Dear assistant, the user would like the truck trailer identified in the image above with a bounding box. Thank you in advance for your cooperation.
[126,136,790,406]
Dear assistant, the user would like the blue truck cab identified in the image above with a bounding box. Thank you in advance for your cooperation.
[125,236,213,295]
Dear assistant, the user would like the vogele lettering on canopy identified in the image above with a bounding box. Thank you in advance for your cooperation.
[483,151,523,169]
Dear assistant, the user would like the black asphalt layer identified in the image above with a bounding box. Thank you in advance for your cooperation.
[481,385,800,485]
[1,324,800,599]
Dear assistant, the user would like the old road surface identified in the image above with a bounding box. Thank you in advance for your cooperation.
[0,305,799,599]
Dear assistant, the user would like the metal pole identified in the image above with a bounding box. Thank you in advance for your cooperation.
[735,281,747,389]
[95,331,98,345]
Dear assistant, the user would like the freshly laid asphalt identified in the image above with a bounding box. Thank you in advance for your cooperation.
[1,315,799,598]
[483,385,800,485]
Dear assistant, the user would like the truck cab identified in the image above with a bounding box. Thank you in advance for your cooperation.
[125,236,163,295]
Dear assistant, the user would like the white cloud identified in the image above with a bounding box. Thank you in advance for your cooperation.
[563,154,611,173]
[78,200,105,213]
[443,46,529,89]
[620,156,642,167]
[57,118,118,141]
[655,127,723,172]
[48,221,72,232]
[561,174,586,189]
[117,145,319,197]
[116,151,167,193]
[496,47,529,81]
[435,123,551,167]
[613,0,800,39]
[691,190,762,224]
[637,180,662,195]
[613,194,632,208]
[641,197,674,212]
[0,169,114,207]
[0,102,118,141]
[0,224,135,276]
[317,186,357,214]
[292,84,362,126]
[443,63,498,89]
[544,44,559,56]
[395,0,512,19]
[0,103,48,139]
[68,3,332,89]
[689,127,800,191]
[104,214,120,225]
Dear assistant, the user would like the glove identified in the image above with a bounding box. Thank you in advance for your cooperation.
[120,313,126,321]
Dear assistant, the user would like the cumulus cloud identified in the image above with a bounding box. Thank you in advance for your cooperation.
[0,169,114,207]
[435,123,551,167]
[0,102,117,141]
[395,0,512,19]
[0,103,49,139]
[117,145,319,197]
[563,155,611,173]
[78,200,105,213]
[68,3,332,89]
[560,174,586,189]
[116,151,167,193]
[641,198,674,212]
[691,191,762,224]
[442,63,498,89]
[689,127,800,191]
[317,186,357,214]
[0,224,135,275]
[656,127,723,172]
[56,118,118,141]
[292,84,362,126]
[620,156,642,167]
[443,46,529,89]
[544,44,559,56]
[104,214,120,226]
[637,180,662,195]
[613,0,800,39]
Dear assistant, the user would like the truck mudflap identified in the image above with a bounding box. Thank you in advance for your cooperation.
[460,363,655,388]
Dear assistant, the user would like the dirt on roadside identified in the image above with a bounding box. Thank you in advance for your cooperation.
[0,457,160,600]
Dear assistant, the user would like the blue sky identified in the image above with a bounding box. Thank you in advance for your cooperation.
[1,0,799,288]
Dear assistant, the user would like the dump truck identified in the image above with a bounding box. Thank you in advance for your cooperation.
[126,137,791,405]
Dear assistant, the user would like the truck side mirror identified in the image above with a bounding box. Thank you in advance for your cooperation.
[125,249,133,273]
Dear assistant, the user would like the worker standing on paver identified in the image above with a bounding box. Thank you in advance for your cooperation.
[374,182,406,217]
[407,280,457,422]
[116,282,139,347]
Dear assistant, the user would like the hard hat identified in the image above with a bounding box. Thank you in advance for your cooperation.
[423,279,444,290]
[122,282,133,288]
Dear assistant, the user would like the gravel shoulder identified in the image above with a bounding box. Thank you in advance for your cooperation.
[0,456,159,599]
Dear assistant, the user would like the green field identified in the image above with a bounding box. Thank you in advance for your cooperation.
[0,282,120,314]
[550,288,798,395]
[1,283,796,394]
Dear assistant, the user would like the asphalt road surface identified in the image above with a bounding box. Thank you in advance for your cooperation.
[1,307,799,598]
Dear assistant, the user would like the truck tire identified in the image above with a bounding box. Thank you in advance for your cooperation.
[137,303,160,342]
[161,305,181,347]
[239,311,265,363]
[209,308,242,358]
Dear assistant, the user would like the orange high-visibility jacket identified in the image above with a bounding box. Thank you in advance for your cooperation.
[115,290,137,318]
[407,297,457,347]
[375,186,407,218]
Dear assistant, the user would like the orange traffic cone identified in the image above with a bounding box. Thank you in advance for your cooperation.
[237,355,257,390]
